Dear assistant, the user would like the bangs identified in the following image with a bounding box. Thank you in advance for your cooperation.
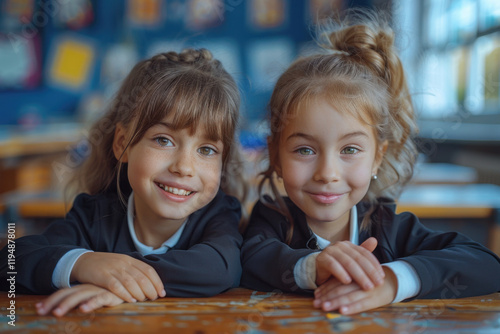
[130,66,238,158]
[292,78,387,127]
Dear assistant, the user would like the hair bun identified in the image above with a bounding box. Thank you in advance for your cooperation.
[150,48,214,64]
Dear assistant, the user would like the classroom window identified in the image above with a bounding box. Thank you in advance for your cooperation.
[411,0,500,118]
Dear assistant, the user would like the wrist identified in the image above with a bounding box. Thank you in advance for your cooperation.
[70,252,92,282]
[382,266,398,303]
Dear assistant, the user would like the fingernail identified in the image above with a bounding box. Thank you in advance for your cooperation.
[81,304,90,312]
[160,289,166,297]
[365,282,374,290]
[54,308,63,316]
[131,298,137,303]
[313,300,321,308]
[323,301,331,309]
[340,306,348,314]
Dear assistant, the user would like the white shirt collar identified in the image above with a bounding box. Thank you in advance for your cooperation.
[127,192,187,255]
[314,206,358,249]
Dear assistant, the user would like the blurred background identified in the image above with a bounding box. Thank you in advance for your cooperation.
[0,0,500,254]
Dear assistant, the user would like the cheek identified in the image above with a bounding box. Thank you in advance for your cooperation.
[203,162,223,196]
[127,150,159,185]
[281,160,309,189]
[348,164,373,187]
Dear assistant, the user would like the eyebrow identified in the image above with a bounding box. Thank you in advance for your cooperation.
[286,131,370,142]
[156,122,173,129]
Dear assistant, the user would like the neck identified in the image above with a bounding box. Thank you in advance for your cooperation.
[308,210,350,244]
[133,217,184,249]
[133,199,185,249]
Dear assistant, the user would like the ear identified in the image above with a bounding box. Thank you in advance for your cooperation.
[113,123,129,162]
[372,140,388,175]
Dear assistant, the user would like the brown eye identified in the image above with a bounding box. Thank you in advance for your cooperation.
[198,146,217,156]
[155,137,173,147]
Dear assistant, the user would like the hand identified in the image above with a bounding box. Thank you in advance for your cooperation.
[313,266,397,315]
[315,237,384,290]
[36,284,124,317]
[71,252,166,303]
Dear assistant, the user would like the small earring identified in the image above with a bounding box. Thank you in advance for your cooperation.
[371,174,378,180]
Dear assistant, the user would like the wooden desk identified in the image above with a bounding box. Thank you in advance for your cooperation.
[411,162,478,185]
[1,289,499,333]
[397,183,500,256]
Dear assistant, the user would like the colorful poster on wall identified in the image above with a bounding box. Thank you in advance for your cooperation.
[196,39,241,80]
[127,0,163,28]
[47,34,95,92]
[147,40,185,57]
[186,0,224,30]
[247,38,294,92]
[307,0,343,23]
[53,0,94,30]
[248,0,286,29]
[0,33,41,89]
[1,0,35,30]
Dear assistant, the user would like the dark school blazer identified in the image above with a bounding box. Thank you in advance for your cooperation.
[241,196,500,300]
[0,190,242,297]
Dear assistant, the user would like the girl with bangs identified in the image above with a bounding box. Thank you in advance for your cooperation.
[241,10,500,314]
[0,49,245,316]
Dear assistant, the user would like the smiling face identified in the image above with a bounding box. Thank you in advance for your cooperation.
[277,97,385,232]
[114,113,223,227]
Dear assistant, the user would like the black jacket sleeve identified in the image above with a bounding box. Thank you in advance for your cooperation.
[0,194,104,294]
[370,205,500,299]
[126,193,243,297]
[241,200,317,293]
[0,191,243,298]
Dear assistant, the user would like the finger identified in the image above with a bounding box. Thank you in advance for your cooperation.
[338,294,381,315]
[316,283,361,307]
[359,237,378,253]
[129,270,160,301]
[320,288,367,312]
[133,262,165,298]
[316,253,352,285]
[106,277,137,303]
[113,272,146,302]
[80,292,123,313]
[49,287,102,317]
[313,282,352,308]
[36,288,77,315]
[314,278,343,299]
[321,246,374,289]
[334,243,384,289]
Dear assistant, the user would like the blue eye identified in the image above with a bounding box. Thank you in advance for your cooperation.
[296,147,314,155]
[342,147,360,154]
[198,146,217,156]
[155,137,173,147]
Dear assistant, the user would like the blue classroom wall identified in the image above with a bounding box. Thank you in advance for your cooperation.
[0,0,375,136]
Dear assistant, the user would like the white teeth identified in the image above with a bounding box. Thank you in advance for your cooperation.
[158,183,192,196]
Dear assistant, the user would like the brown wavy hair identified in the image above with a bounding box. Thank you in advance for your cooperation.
[260,9,419,243]
[67,48,246,206]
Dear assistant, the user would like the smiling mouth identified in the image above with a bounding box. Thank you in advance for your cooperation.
[156,183,194,196]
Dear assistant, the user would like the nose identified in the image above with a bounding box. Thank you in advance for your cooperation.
[168,149,194,177]
[313,153,339,183]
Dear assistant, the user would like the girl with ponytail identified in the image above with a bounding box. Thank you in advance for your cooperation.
[0,49,244,315]
[241,9,500,314]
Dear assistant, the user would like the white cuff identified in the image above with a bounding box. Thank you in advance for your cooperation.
[52,249,93,289]
[383,260,421,303]
[294,252,320,290]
